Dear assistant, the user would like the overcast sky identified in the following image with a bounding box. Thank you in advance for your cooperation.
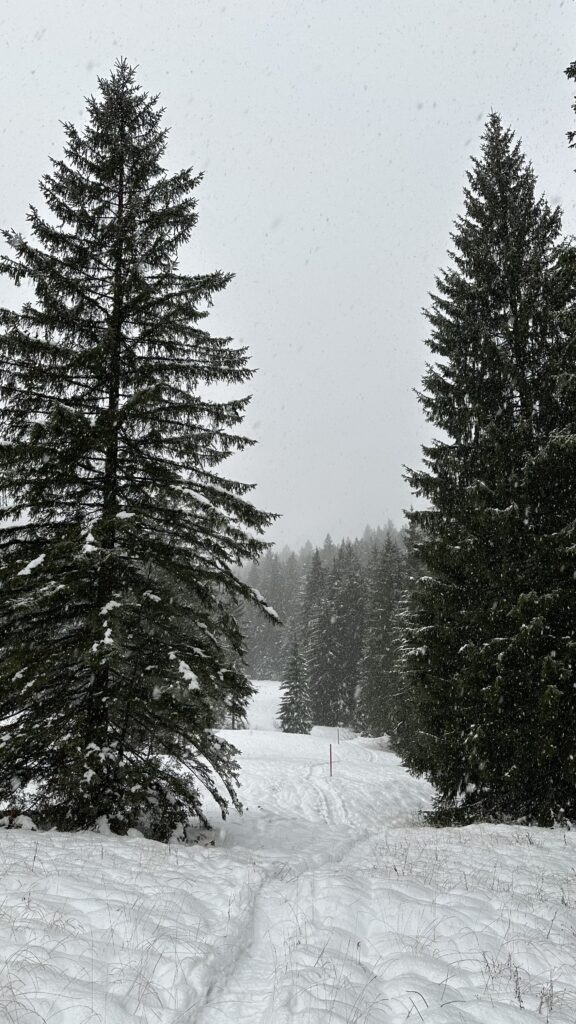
[1,1,575,549]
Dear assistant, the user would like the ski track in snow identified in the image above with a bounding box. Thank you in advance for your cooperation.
[1,681,576,1023]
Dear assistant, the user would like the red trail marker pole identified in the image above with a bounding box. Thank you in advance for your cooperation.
[329,743,333,777]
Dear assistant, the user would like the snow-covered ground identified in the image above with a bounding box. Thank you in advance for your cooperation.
[1,681,576,1023]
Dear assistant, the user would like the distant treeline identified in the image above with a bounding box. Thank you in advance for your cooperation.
[239,523,420,737]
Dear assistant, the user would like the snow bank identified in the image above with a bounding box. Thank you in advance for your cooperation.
[0,680,575,1022]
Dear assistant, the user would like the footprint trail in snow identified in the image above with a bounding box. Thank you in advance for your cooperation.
[1,680,575,1023]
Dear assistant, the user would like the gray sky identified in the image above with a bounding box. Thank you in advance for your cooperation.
[1,0,575,549]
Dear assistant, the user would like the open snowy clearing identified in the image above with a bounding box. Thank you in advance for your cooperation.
[0,682,575,1023]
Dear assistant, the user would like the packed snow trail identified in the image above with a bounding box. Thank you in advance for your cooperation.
[0,682,575,1022]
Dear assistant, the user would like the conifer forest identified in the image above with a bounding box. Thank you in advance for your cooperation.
[1,14,576,1021]
[2,55,576,833]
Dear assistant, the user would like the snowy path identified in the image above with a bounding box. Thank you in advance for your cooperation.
[1,681,576,1022]
[194,723,425,1024]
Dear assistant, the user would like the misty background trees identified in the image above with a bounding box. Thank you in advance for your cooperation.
[240,523,412,738]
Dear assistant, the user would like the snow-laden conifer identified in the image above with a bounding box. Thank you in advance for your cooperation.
[303,553,335,727]
[279,641,311,733]
[304,543,364,727]
[399,114,571,824]
[327,542,365,727]
[0,60,274,838]
[356,535,404,737]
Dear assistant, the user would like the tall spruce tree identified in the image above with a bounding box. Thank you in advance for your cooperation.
[305,587,336,726]
[299,550,328,724]
[300,549,325,631]
[0,60,274,838]
[279,640,311,733]
[387,519,424,751]
[357,535,404,737]
[300,542,367,727]
[399,113,570,824]
[327,544,362,729]
[500,63,576,823]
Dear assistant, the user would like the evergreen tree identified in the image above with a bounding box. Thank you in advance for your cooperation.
[0,61,274,838]
[300,549,336,725]
[300,548,325,628]
[279,640,311,733]
[282,553,301,623]
[357,535,404,736]
[327,542,365,727]
[387,519,424,751]
[399,113,570,824]
[305,541,365,728]
[321,533,336,569]
[306,594,337,726]
[278,551,301,665]
[238,526,405,693]
[496,63,576,822]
